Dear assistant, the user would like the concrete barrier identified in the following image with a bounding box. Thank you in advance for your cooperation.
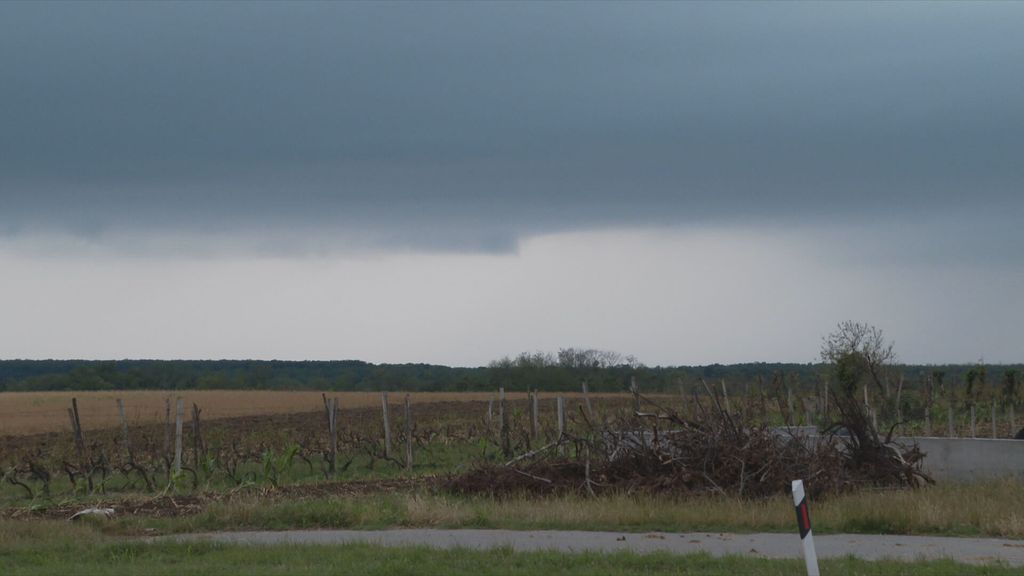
[618,428,1024,482]
[896,437,1024,482]
[772,430,1024,482]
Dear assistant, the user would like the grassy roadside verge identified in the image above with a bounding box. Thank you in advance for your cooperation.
[0,522,1016,576]
[13,479,1023,539]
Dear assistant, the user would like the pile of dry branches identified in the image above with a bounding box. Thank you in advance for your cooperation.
[445,383,930,499]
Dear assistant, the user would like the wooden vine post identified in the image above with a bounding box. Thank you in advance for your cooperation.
[404,394,413,471]
[173,398,184,474]
[381,392,392,459]
[556,396,566,456]
[327,397,338,475]
[68,398,86,465]
[530,391,540,440]
[322,393,332,428]
[163,397,172,461]
[191,403,203,470]
[499,387,511,458]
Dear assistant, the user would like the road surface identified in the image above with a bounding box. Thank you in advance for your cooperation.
[173,528,1024,566]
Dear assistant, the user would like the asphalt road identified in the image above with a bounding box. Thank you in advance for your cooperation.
[174,529,1024,566]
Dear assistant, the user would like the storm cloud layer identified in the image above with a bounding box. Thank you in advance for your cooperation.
[2,2,1022,256]
[1,2,1022,365]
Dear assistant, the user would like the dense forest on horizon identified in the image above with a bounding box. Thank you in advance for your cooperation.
[0,359,1020,396]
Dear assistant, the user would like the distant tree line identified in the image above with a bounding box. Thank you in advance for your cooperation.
[0,351,1020,397]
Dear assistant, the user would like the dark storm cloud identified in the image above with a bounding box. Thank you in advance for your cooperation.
[1,1,1022,255]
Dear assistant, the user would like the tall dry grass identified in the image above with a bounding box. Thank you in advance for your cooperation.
[119,480,1024,539]
[472,480,1024,537]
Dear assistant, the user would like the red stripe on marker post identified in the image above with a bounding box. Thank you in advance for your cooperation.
[796,497,811,538]
[792,479,820,576]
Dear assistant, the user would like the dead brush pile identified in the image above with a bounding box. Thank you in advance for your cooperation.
[445,386,930,500]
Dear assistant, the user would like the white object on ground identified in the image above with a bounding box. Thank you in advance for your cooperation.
[69,507,115,521]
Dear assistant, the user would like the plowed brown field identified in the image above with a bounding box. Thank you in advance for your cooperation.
[0,390,624,435]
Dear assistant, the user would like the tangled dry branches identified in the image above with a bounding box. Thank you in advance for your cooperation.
[446,386,929,499]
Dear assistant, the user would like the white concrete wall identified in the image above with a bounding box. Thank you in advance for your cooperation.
[691,428,1023,482]
[778,431,1024,482]
[898,437,1024,482]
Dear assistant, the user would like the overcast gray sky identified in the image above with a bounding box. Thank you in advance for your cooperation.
[1,1,1021,366]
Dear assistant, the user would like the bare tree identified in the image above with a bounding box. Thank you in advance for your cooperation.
[820,321,896,398]
[555,348,642,369]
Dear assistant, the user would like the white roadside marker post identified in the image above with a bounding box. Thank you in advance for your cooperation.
[792,479,820,576]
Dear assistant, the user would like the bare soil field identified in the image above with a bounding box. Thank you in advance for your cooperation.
[0,390,623,436]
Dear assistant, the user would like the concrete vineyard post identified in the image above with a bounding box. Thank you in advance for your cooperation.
[173,398,184,474]
[791,479,821,576]
[381,392,392,459]
[404,394,413,471]
[720,379,731,414]
[581,381,594,420]
[630,377,640,413]
[486,398,493,427]
[992,401,998,439]
[924,405,931,436]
